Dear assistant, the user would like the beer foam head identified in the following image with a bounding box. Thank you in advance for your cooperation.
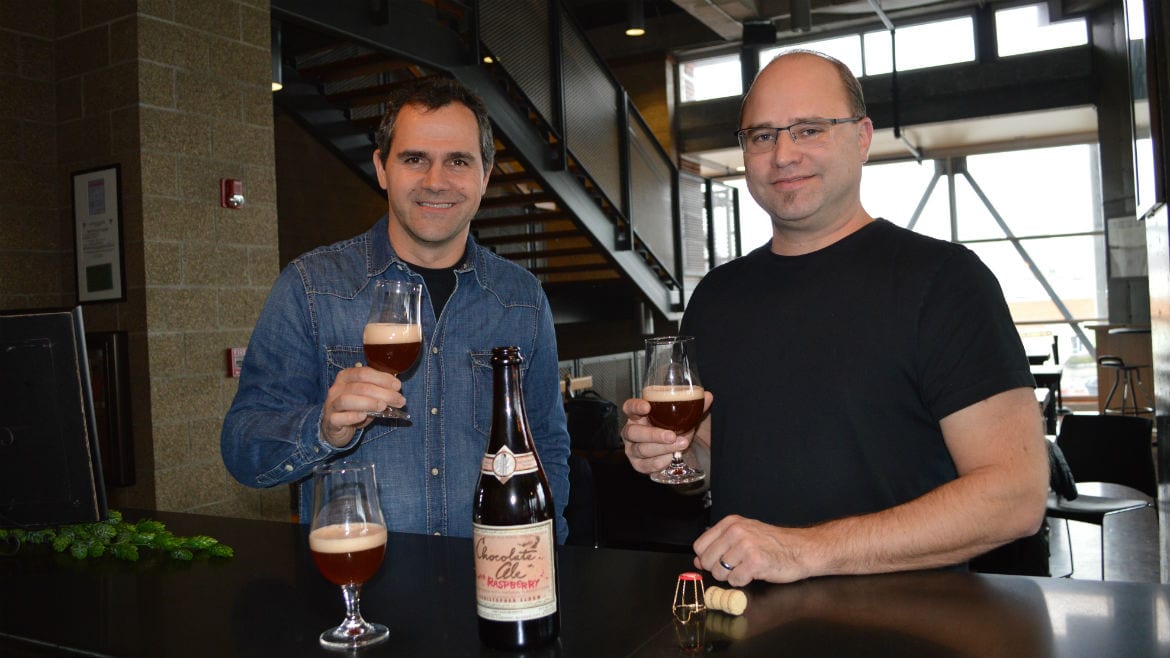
[642,384,704,402]
[363,322,422,344]
[309,523,388,553]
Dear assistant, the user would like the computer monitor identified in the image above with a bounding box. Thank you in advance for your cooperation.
[0,306,107,527]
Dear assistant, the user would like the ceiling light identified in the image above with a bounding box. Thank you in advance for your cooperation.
[791,0,811,33]
[626,0,645,37]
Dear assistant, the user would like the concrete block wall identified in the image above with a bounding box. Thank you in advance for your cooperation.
[0,2,71,310]
[133,0,285,520]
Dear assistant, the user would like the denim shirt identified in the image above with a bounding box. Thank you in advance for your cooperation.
[221,216,571,543]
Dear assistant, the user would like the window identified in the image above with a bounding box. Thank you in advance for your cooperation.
[679,54,742,102]
[1137,136,1156,215]
[863,16,975,74]
[866,146,1105,330]
[873,145,1105,398]
[961,146,1100,240]
[760,35,863,76]
[723,178,770,251]
[859,160,942,235]
[1125,0,1145,40]
[686,13,978,101]
[965,236,1103,320]
[996,4,1088,57]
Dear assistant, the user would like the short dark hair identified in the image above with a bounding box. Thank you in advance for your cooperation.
[374,76,495,174]
[743,49,867,122]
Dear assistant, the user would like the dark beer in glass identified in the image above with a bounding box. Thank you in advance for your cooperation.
[643,384,705,434]
[309,523,388,586]
[362,322,422,375]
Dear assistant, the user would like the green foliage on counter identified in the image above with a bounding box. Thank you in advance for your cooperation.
[0,509,233,561]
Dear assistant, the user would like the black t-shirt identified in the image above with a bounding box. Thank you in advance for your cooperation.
[680,219,1033,527]
[408,262,458,319]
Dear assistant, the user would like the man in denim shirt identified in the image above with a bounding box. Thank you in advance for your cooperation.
[221,77,571,543]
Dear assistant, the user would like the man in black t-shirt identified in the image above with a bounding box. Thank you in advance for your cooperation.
[620,51,1049,585]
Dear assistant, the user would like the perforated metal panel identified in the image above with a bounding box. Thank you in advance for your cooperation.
[480,0,552,119]
[679,172,708,302]
[709,180,738,267]
[560,23,621,204]
[630,118,675,272]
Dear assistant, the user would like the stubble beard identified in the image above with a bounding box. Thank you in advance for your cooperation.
[766,189,817,229]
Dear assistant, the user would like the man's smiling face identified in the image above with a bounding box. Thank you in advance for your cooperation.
[373,102,490,266]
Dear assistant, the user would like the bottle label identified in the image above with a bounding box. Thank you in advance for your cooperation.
[480,446,538,484]
[473,519,557,621]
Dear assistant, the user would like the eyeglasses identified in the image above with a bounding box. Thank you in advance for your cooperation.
[735,117,863,153]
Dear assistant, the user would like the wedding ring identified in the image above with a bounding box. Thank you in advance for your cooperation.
[719,558,734,571]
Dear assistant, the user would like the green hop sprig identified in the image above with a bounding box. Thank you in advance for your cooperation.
[0,509,233,562]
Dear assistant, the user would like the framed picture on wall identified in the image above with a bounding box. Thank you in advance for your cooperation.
[72,164,126,303]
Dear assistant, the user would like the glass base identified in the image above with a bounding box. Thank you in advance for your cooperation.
[650,463,705,485]
[367,407,410,420]
[319,621,389,650]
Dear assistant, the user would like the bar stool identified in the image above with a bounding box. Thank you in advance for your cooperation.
[1097,355,1154,416]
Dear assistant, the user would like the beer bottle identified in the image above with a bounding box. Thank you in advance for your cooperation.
[472,346,560,650]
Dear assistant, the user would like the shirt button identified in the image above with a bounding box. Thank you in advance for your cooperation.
[431,468,439,476]
[431,346,439,354]
[433,532,441,536]
[284,464,294,472]
[431,407,438,415]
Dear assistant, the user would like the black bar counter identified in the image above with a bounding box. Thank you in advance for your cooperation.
[2,510,1168,657]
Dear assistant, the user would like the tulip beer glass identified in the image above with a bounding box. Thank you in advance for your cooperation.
[643,336,706,485]
[363,279,423,419]
[308,461,389,650]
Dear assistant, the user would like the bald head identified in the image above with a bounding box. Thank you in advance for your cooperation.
[741,51,867,126]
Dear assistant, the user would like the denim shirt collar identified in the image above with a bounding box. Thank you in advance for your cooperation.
[364,214,481,282]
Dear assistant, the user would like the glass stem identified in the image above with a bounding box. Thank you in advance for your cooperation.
[340,583,365,630]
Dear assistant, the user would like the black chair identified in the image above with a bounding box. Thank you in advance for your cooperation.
[1045,414,1156,579]
[1055,415,1156,497]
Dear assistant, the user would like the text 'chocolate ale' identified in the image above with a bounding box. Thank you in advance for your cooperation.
[472,346,559,650]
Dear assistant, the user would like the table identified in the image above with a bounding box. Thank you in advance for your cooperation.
[2,510,1169,657]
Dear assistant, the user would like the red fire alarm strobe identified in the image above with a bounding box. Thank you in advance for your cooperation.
[227,347,247,378]
[220,178,245,209]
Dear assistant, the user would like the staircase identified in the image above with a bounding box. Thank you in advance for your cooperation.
[272,0,698,325]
